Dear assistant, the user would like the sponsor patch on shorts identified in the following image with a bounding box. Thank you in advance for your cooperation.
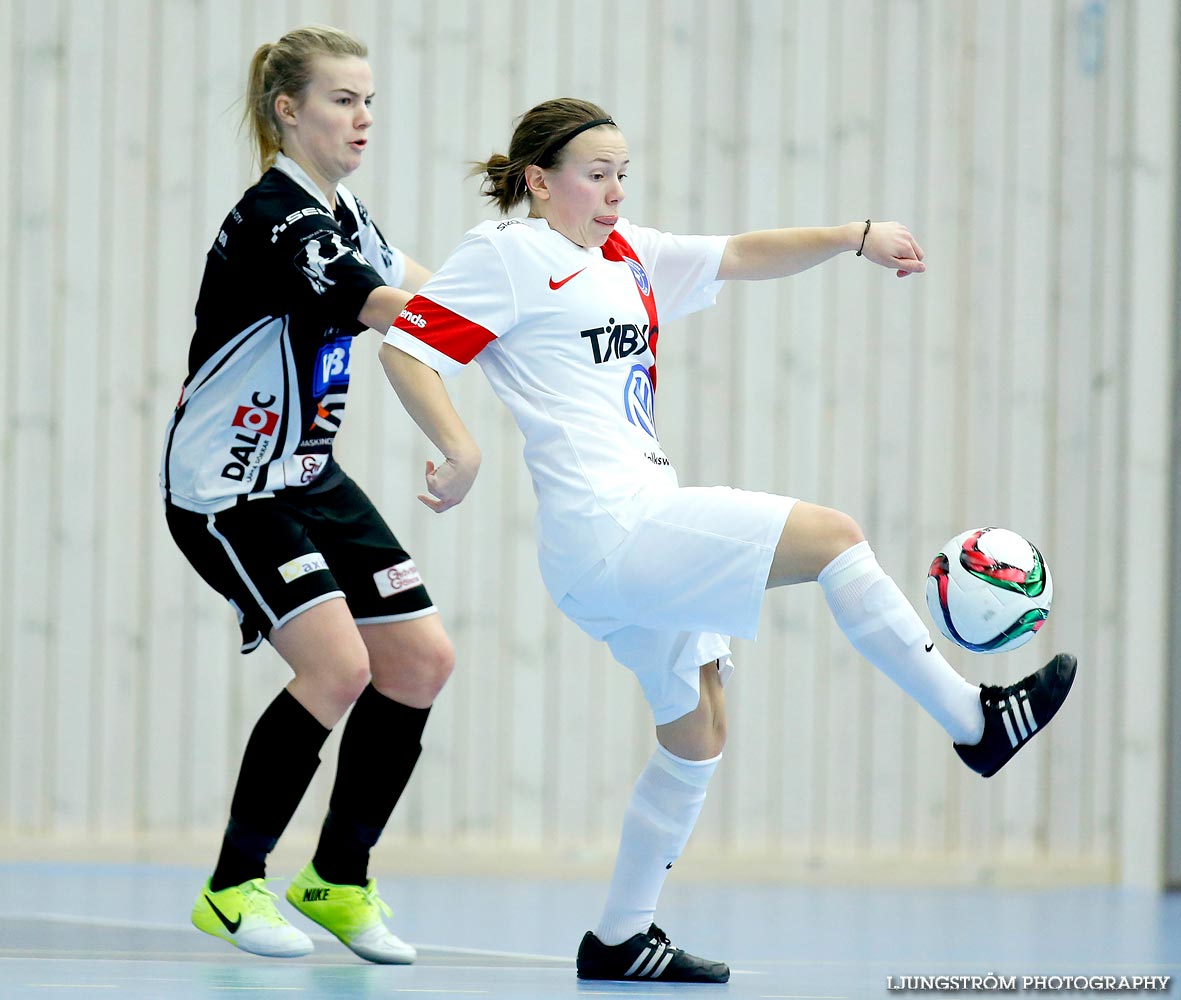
[374,559,423,597]
[278,552,329,583]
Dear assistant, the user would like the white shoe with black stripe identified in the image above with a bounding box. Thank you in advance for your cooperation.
[955,653,1077,778]
[576,924,729,983]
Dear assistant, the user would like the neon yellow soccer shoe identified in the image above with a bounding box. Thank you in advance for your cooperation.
[286,861,416,964]
[192,878,313,958]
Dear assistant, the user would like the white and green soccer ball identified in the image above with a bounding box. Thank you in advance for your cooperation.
[925,527,1053,654]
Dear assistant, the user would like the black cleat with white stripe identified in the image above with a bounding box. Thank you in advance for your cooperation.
[576,924,729,983]
[955,652,1077,778]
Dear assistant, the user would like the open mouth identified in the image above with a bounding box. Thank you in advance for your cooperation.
[594,215,618,227]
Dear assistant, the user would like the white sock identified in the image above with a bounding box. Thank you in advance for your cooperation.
[818,541,984,744]
[594,745,720,946]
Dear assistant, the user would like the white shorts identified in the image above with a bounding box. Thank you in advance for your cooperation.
[557,486,796,724]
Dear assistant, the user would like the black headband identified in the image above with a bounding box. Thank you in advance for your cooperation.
[536,117,617,166]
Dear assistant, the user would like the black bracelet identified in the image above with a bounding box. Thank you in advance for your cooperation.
[856,219,871,256]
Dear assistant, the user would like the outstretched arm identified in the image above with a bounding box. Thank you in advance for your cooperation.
[717,220,925,280]
[379,343,481,513]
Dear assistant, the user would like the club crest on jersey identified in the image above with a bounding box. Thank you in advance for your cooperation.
[624,257,650,296]
[296,230,368,295]
[623,364,657,438]
[313,337,352,396]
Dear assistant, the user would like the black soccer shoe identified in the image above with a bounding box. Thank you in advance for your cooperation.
[576,924,729,983]
[955,652,1077,778]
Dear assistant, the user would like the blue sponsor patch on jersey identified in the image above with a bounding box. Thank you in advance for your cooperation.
[624,257,650,296]
[313,337,353,396]
[623,363,656,437]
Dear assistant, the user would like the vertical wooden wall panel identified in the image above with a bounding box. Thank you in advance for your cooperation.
[727,0,785,854]
[142,0,197,834]
[868,0,925,857]
[771,0,832,856]
[51,0,106,833]
[820,0,876,855]
[93,0,152,835]
[1041,0,1098,859]
[1,0,1176,886]
[1088,0,1127,864]
[1118,0,1176,888]
[959,0,1021,858]
[997,0,1056,860]
[0,0,18,833]
[8,0,60,834]
[915,0,971,856]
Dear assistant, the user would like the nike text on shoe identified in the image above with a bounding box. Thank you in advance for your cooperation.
[955,652,1077,778]
[286,861,415,964]
[576,924,729,983]
[191,878,313,958]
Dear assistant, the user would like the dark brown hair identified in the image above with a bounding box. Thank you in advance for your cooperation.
[472,98,616,214]
[244,25,367,173]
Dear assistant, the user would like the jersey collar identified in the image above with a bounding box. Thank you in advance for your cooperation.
[273,152,336,213]
[525,216,604,256]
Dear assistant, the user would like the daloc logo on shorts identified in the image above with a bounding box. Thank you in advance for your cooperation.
[313,337,352,396]
[623,364,656,437]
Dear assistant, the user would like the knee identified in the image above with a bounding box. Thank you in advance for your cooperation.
[417,635,456,700]
[325,659,373,710]
[372,635,455,706]
[824,509,866,557]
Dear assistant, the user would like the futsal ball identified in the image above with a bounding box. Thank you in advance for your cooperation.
[925,527,1052,653]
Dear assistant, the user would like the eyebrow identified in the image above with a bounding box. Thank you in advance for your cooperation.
[588,156,629,165]
[330,88,376,99]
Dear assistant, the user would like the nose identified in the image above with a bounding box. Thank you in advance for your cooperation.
[608,176,625,205]
[356,104,373,129]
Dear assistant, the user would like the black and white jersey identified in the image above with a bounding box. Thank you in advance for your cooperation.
[160,153,406,513]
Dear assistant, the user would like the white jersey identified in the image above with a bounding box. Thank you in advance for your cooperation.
[385,217,726,598]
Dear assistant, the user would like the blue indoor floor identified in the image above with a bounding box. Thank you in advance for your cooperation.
[0,862,1177,998]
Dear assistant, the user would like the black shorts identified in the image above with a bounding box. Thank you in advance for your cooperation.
[165,473,435,653]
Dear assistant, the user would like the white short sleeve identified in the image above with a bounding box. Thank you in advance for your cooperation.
[615,220,728,321]
[384,231,516,378]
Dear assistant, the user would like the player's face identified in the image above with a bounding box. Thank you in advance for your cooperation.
[537,127,628,248]
[278,55,374,195]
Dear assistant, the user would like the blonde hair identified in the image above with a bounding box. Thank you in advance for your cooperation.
[472,98,614,214]
[244,25,367,173]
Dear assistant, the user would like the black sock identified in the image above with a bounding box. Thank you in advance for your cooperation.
[312,685,430,886]
[209,688,330,892]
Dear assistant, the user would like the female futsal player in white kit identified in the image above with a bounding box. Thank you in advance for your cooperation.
[379,99,1077,983]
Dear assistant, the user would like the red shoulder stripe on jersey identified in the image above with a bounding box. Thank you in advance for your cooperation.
[602,230,661,391]
[393,295,495,364]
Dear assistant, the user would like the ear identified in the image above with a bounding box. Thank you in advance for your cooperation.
[523,164,550,202]
[275,94,298,127]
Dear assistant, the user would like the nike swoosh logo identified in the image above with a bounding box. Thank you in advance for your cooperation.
[925,641,935,653]
[205,894,242,933]
[548,268,586,290]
